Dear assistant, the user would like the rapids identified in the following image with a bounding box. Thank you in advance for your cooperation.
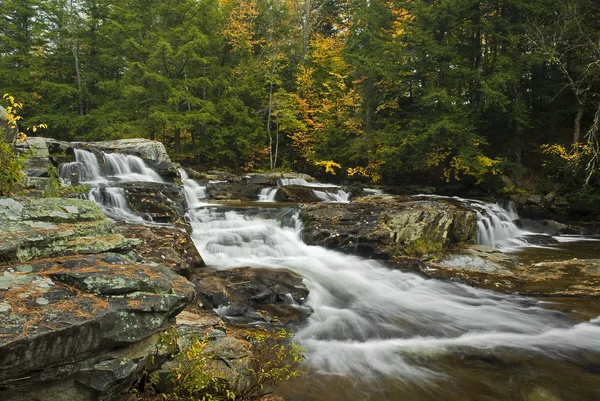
[187,206,600,401]
[61,151,600,400]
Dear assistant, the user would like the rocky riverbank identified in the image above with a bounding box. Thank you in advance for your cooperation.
[2,136,600,401]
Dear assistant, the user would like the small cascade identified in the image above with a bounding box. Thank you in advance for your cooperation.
[58,161,81,185]
[103,152,163,182]
[313,189,350,203]
[65,148,164,221]
[258,187,278,202]
[278,178,339,188]
[88,186,145,222]
[474,200,529,249]
[416,195,535,250]
[74,149,106,183]
[278,178,308,186]
[179,168,208,209]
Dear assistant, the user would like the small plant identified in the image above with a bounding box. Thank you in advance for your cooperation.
[236,328,303,400]
[0,142,23,196]
[42,165,62,197]
[403,238,443,257]
[140,326,303,401]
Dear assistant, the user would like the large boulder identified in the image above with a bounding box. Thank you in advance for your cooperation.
[78,139,171,164]
[192,267,310,326]
[274,185,326,203]
[13,137,73,178]
[300,194,478,259]
[0,198,138,264]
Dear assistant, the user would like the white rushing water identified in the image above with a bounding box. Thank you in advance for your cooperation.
[417,195,536,250]
[178,168,209,209]
[268,178,349,203]
[60,149,166,222]
[188,207,600,380]
[258,187,278,202]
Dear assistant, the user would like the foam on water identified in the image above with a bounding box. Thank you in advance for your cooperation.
[187,207,600,379]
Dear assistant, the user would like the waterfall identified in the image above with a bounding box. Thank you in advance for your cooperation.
[73,149,106,183]
[313,189,350,203]
[275,178,350,203]
[187,207,600,386]
[258,187,278,202]
[88,186,145,223]
[179,168,208,209]
[66,148,164,221]
[417,195,532,250]
[103,152,163,182]
[474,200,529,249]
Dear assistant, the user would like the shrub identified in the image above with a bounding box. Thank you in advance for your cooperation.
[0,142,23,196]
[139,327,303,401]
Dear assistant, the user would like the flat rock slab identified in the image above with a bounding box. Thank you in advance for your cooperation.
[423,247,600,297]
[0,253,195,389]
[0,198,137,265]
[116,224,205,276]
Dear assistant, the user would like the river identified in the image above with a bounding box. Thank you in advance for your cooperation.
[66,150,600,401]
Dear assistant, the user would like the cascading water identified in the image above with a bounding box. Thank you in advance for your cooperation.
[178,168,208,209]
[187,206,600,400]
[62,148,165,222]
[474,200,529,249]
[103,152,163,182]
[417,195,534,250]
[275,178,349,203]
[258,187,278,202]
[313,189,350,203]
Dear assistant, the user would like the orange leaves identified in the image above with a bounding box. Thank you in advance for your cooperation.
[221,0,263,53]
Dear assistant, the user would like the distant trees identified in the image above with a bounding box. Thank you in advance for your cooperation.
[0,0,599,185]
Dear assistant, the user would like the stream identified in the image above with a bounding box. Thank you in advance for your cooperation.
[64,151,600,401]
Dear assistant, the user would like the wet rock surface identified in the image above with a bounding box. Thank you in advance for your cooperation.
[118,182,188,225]
[192,267,310,326]
[300,194,478,259]
[419,245,600,297]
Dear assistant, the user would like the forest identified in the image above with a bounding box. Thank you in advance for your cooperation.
[1,0,600,190]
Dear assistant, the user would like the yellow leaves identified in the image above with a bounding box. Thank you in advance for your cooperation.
[2,94,48,137]
[347,160,384,183]
[315,160,341,175]
[221,0,262,53]
[443,155,501,184]
[425,148,452,167]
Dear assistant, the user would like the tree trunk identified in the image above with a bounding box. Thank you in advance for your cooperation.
[174,127,181,154]
[574,102,584,143]
[300,0,312,65]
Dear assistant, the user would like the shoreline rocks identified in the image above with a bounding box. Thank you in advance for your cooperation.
[300,194,478,260]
